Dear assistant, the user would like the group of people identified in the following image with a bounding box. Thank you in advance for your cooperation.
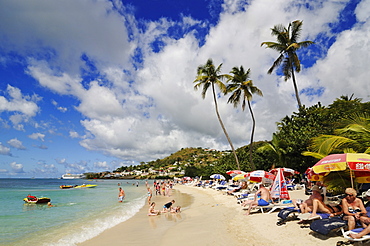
[292,184,370,239]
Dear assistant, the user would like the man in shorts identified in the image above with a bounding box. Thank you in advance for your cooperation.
[118,187,125,202]
[243,184,272,215]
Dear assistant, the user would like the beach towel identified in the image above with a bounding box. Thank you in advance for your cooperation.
[310,217,347,235]
[277,207,299,220]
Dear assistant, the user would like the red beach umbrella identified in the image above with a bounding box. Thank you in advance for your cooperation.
[270,168,290,200]
[304,167,326,181]
[226,170,246,177]
[269,167,298,177]
[246,170,275,183]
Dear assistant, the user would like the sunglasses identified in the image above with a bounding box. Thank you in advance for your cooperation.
[346,194,354,197]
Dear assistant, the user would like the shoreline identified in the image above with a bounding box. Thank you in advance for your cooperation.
[79,184,345,246]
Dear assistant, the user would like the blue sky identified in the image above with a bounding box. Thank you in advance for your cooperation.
[0,0,369,178]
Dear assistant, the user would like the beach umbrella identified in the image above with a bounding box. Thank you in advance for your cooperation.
[245,170,275,183]
[269,167,299,177]
[304,167,326,182]
[312,153,370,187]
[226,170,246,177]
[270,168,290,200]
[210,174,226,180]
[232,173,248,181]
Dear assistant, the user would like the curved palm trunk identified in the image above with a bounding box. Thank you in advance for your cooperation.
[247,100,256,170]
[211,83,240,170]
[290,65,302,108]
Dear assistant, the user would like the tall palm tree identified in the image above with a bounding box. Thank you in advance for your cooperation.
[193,58,241,170]
[261,20,313,108]
[226,66,263,170]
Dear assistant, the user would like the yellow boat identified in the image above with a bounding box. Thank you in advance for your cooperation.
[74,184,97,189]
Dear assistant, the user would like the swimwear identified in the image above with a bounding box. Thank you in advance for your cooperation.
[118,196,124,202]
[257,199,269,206]
[164,202,173,208]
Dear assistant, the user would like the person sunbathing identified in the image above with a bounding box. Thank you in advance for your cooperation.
[308,198,343,218]
[293,185,323,213]
[243,184,272,215]
[342,188,367,230]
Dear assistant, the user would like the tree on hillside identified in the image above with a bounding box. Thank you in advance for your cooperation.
[261,20,313,108]
[226,66,263,170]
[193,58,240,170]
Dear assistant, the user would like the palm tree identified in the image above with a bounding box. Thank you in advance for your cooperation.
[261,20,313,108]
[303,113,370,158]
[193,58,240,170]
[257,133,287,167]
[226,66,263,170]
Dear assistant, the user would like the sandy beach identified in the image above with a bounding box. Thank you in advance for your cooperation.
[79,184,346,246]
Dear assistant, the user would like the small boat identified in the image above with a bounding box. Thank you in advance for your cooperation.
[60,185,75,189]
[23,195,51,204]
[74,184,97,189]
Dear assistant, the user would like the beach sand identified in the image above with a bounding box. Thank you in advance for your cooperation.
[79,184,345,246]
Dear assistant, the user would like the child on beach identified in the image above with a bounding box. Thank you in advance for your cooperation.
[171,206,181,213]
[162,200,175,212]
[148,202,160,216]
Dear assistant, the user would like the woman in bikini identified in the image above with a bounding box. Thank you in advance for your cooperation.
[342,187,367,230]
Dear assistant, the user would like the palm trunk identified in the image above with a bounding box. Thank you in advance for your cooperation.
[211,83,240,170]
[247,100,256,170]
[290,66,302,108]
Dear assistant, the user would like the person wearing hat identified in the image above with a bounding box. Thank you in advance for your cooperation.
[293,185,323,213]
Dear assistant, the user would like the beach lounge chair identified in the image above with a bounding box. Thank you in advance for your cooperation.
[342,227,370,243]
[310,216,347,235]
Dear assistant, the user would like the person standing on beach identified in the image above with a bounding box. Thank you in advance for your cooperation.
[118,187,125,203]
[147,187,153,205]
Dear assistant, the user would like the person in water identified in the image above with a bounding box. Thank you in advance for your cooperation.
[342,187,367,230]
[147,187,153,205]
[118,187,125,203]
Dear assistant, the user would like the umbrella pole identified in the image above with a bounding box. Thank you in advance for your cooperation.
[350,169,354,189]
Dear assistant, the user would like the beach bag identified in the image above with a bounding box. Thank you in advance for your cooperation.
[310,217,347,235]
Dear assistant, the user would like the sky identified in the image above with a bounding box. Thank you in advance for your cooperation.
[0,0,369,178]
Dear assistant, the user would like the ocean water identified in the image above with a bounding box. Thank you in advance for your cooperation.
[0,178,149,246]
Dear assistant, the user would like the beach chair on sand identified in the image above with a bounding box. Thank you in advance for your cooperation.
[309,216,347,236]
[342,227,370,243]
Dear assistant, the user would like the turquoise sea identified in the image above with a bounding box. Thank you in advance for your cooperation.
[0,178,149,246]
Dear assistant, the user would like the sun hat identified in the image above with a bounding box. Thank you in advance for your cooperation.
[366,189,370,197]
[311,185,322,192]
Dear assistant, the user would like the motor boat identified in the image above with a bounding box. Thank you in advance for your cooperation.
[73,184,97,189]
[59,185,75,189]
[23,195,51,204]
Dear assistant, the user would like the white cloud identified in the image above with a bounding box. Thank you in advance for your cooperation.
[10,162,24,173]
[28,133,45,141]
[0,85,39,119]
[7,138,26,150]
[0,142,11,155]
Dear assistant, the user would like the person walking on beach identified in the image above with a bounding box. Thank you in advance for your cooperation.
[118,187,125,203]
[147,186,153,205]
[162,200,175,212]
